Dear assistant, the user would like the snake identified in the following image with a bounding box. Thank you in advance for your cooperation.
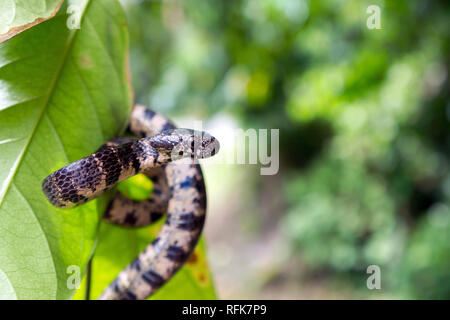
[41,105,220,300]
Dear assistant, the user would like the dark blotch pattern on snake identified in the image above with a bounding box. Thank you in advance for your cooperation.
[42,105,220,299]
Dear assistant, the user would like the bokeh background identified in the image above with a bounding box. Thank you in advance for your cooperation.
[119,0,450,299]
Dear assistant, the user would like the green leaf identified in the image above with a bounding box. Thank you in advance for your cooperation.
[0,0,64,43]
[73,219,216,300]
[0,0,132,299]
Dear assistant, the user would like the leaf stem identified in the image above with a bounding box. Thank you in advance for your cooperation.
[85,259,92,300]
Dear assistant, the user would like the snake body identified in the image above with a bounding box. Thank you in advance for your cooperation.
[42,105,220,299]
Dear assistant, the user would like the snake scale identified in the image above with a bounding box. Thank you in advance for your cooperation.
[42,105,220,300]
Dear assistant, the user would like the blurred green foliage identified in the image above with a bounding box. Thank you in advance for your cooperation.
[120,0,449,298]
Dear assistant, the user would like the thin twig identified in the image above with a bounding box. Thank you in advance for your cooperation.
[85,259,92,300]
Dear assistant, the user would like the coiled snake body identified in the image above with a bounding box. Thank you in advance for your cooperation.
[42,105,220,299]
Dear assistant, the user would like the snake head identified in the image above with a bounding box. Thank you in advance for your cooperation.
[190,129,220,159]
[149,129,220,161]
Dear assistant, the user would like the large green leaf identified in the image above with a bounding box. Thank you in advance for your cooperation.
[0,0,132,299]
[73,219,216,300]
[0,0,64,43]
